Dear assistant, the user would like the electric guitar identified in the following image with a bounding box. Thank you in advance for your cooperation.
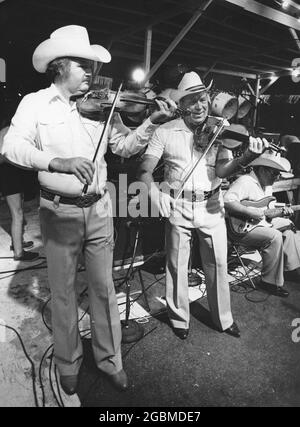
[226,196,300,238]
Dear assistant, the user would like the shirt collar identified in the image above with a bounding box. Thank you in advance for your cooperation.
[47,83,64,102]
[170,118,193,132]
[47,84,77,110]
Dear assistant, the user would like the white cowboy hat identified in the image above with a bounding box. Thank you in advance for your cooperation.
[249,150,291,172]
[32,25,111,73]
[169,71,212,103]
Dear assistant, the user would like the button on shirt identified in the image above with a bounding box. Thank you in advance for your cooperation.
[145,117,232,192]
[2,84,159,196]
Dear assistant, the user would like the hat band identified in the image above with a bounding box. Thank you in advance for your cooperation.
[184,84,206,92]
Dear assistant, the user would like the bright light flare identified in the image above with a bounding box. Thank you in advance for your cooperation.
[132,68,146,83]
[292,68,300,77]
[282,1,289,9]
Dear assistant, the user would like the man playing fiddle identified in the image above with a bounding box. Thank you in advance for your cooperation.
[138,71,268,340]
[1,25,175,396]
[224,148,300,296]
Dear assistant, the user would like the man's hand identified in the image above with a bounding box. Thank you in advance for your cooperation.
[282,206,294,217]
[151,191,175,217]
[159,192,175,217]
[48,157,95,185]
[150,98,177,124]
[246,207,265,221]
[238,137,269,167]
[248,136,269,155]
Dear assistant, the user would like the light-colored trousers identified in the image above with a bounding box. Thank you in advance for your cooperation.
[165,215,233,331]
[39,194,122,376]
[238,225,300,287]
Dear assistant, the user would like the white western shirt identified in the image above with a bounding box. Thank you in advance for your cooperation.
[145,117,232,192]
[2,84,159,196]
[223,170,272,203]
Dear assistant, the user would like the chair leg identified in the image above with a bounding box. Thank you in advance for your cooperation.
[232,245,256,290]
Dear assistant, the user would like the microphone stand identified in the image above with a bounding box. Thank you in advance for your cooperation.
[121,221,145,343]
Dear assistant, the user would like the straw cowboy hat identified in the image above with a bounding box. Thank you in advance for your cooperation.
[32,25,111,73]
[169,71,212,103]
[249,150,291,172]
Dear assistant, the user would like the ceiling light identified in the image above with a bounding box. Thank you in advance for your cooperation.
[282,1,289,9]
[132,68,146,83]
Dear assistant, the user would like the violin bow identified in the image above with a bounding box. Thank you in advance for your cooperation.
[174,117,228,201]
[82,81,123,195]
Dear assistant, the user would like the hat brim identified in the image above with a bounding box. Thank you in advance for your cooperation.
[33,39,111,73]
[249,157,290,172]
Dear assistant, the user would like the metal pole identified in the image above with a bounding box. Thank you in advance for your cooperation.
[289,28,300,51]
[252,75,260,131]
[145,0,214,82]
[144,26,152,74]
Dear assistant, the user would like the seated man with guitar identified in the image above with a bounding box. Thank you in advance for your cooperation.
[224,150,300,297]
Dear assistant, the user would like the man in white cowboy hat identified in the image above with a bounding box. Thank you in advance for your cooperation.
[138,71,268,340]
[1,25,175,396]
[224,150,300,296]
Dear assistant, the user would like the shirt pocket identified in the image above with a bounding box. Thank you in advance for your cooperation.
[38,115,72,156]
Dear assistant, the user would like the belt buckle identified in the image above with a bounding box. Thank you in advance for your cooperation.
[194,191,205,202]
[76,194,97,208]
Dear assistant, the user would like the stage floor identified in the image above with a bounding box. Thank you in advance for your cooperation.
[0,197,299,407]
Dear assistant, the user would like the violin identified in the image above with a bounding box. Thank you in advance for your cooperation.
[220,123,286,154]
[76,88,186,120]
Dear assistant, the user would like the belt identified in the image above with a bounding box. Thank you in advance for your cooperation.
[170,185,221,202]
[40,188,105,208]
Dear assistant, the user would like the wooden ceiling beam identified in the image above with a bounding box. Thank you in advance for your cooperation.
[154,19,295,62]
[110,0,205,43]
[77,0,149,17]
[144,0,214,81]
[117,32,289,74]
[199,15,299,55]
[196,65,257,79]
[224,0,300,31]
[140,28,292,67]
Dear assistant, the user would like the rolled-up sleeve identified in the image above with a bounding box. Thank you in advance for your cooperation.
[224,176,250,203]
[108,114,159,158]
[2,94,54,171]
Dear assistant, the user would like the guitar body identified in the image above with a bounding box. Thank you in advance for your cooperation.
[227,196,276,239]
